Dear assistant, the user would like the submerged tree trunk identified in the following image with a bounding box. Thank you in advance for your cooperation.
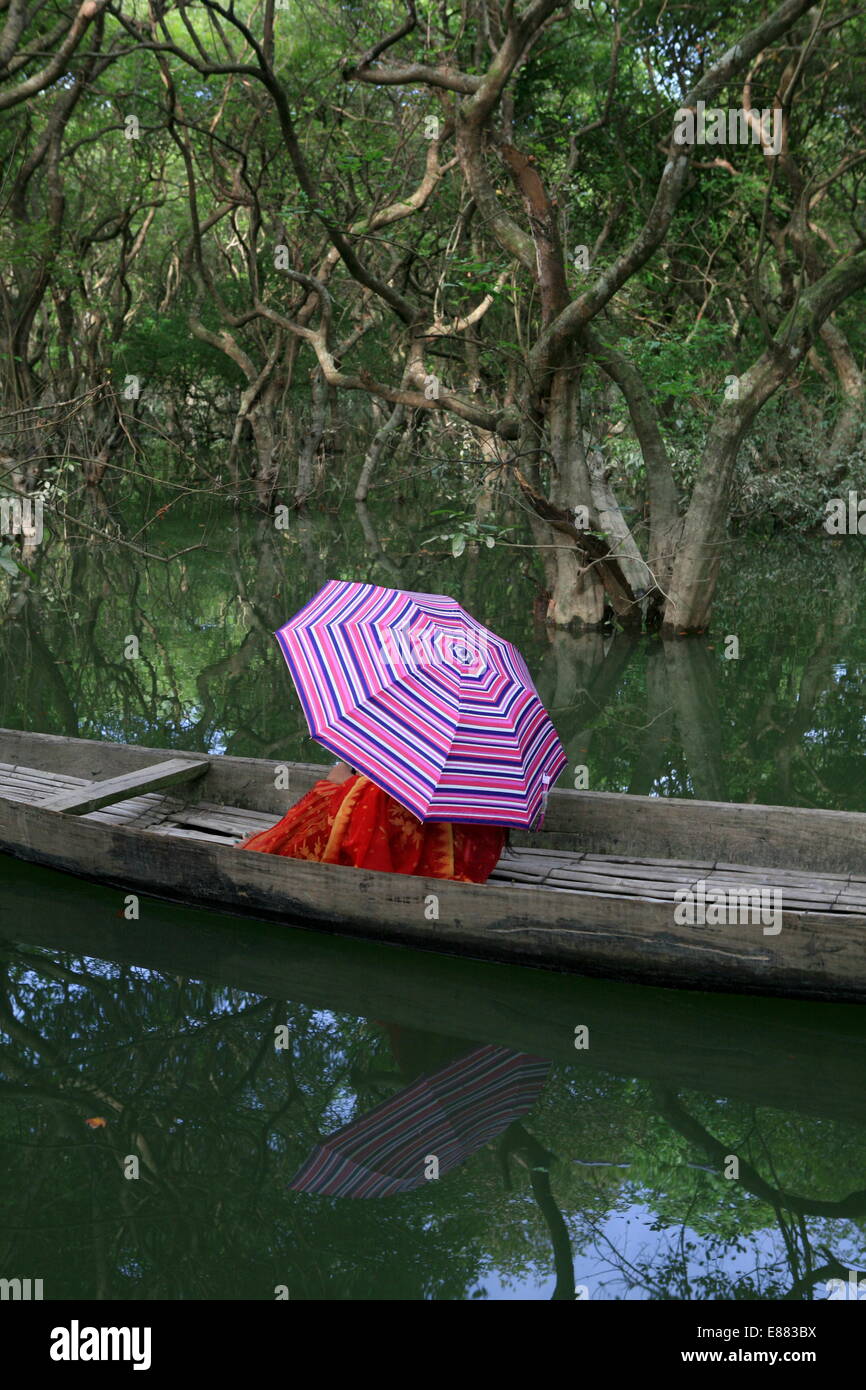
[296,367,328,505]
[545,354,606,628]
[250,403,280,509]
[822,320,865,468]
[355,399,405,502]
[662,427,741,634]
[586,441,652,600]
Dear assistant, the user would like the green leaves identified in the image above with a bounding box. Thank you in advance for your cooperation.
[0,544,36,579]
[422,511,514,558]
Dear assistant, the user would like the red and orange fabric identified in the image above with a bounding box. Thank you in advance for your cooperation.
[237,773,505,883]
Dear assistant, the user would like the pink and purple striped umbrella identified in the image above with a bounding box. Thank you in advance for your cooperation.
[275,579,566,827]
[288,1045,550,1198]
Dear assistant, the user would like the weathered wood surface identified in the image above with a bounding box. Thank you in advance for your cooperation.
[3,759,863,914]
[4,855,866,1127]
[41,758,209,816]
[2,787,866,1002]
[0,762,275,835]
[3,726,865,874]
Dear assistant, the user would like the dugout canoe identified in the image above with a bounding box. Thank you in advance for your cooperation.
[1,727,866,1004]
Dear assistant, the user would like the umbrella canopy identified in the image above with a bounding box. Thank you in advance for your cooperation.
[288,1044,550,1198]
[275,579,566,826]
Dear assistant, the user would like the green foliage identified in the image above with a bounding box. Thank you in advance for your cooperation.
[117,310,245,386]
[423,508,515,556]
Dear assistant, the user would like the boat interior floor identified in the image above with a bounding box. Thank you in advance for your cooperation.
[3,759,866,915]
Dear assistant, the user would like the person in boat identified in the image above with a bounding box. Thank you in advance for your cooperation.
[237,758,506,884]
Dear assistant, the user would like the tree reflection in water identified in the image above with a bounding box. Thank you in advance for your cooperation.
[2,501,866,1298]
[1,868,865,1301]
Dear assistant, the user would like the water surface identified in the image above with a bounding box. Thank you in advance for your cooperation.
[1,492,865,1299]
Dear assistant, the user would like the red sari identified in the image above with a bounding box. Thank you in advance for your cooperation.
[237,773,505,883]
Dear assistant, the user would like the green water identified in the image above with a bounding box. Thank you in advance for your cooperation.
[1,491,865,1300]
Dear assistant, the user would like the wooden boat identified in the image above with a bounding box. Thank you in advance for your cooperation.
[2,726,866,1003]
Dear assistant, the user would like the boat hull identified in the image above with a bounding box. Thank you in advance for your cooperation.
[2,786,866,1003]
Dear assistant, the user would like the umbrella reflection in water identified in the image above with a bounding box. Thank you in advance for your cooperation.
[288,1043,550,1198]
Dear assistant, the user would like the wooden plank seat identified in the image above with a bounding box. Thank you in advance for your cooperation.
[0,761,280,839]
[41,758,209,816]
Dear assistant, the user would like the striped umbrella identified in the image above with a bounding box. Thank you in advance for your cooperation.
[275,579,566,827]
[288,1045,550,1198]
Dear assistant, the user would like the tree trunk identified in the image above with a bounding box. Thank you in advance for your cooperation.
[586,441,652,599]
[822,320,865,468]
[250,404,280,509]
[296,368,328,505]
[662,427,741,633]
[545,357,605,627]
[355,399,405,501]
